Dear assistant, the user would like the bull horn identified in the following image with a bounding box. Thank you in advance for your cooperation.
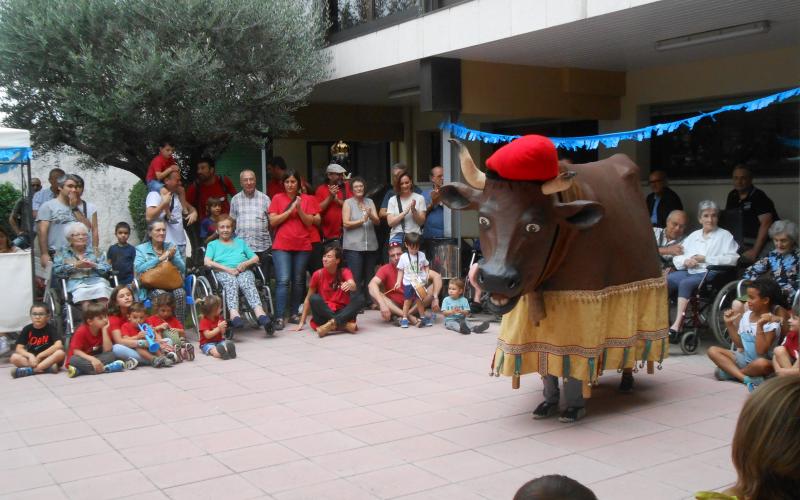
[541,171,576,195]
[448,138,486,190]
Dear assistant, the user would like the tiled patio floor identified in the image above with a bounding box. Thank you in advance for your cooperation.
[0,312,742,499]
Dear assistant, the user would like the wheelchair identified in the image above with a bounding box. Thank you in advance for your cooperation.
[189,262,274,339]
[45,271,119,349]
[671,265,739,355]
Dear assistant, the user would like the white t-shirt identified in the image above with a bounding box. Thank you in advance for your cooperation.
[738,309,781,362]
[36,198,76,252]
[387,193,426,239]
[396,250,429,286]
[145,191,185,245]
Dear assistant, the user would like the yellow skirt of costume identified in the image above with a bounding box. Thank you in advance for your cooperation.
[492,277,669,390]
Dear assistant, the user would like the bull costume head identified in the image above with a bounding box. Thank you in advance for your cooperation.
[440,136,604,321]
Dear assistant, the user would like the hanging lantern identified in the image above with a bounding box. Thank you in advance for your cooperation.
[330,140,350,163]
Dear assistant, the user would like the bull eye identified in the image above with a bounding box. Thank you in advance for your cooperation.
[478,216,491,228]
[525,223,541,233]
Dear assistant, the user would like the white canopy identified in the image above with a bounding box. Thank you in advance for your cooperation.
[0,126,30,148]
[0,126,31,166]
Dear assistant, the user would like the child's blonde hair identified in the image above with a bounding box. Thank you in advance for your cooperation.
[449,278,465,291]
[198,295,222,317]
[730,375,800,499]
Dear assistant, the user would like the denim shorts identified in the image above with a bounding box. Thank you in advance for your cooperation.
[201,342,221,355]
[403,284,417,300]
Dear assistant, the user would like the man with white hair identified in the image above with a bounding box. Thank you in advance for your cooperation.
[230,169,272,281]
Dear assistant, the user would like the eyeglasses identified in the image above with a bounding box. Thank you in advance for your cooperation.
[31,312,48,317]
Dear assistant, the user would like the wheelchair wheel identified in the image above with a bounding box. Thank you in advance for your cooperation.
[679,330,700,355]
[190,276,214,337]
[45,288,64,346]
[710,281,739,346]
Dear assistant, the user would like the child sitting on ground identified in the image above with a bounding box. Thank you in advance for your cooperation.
[10,302,66,378]
[441,279,489,335]
[106,222,136,285]
[114,302,177,368]
[394,232,432,328]
[772,302,799,377]
[200,198,223,245]
[708,277,783,391]
[197,295,236,359]
[147,293,194,361]
[67,303,130,377]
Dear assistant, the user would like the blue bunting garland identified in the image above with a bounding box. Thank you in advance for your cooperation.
[441,87,800,151]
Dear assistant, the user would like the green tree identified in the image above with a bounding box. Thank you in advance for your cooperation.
[0,0,330,179]
[0,182,22,229]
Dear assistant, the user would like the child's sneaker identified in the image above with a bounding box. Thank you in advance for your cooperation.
[471,321,490,333]
[166,351,179,364]
[67,365,78,378]
[152,356,167,368]
[49,364,60,374]
[177,345,188,362]
[714,367,735,381]
[558,407,586,423]
[344,321,358,334]
[225,340,237,359]
[124,358,139,370]
[185,343,195,361]
[104,360,125,373]
[743,375,764,392]
[458,319,471,335]
[423,315,433,327]
[399,317,409,329]
[217,343,229,360]
[10,366,34,379]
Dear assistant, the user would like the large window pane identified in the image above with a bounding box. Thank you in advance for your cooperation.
[650,96,799,179]
[375,0,418,19]
[338,0,370,30]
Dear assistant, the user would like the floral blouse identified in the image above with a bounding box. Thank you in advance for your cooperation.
[742,249,799,300]
[53,246,111,292]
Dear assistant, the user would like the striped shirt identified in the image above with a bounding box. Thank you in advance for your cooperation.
[230,190,272,252]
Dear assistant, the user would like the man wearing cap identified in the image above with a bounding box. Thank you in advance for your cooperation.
[368,242,442,325]
[315,164,352,245]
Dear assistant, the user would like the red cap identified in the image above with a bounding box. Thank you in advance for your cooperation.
[485,135,558,181]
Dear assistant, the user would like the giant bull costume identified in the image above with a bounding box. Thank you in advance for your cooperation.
[441,135,668,393]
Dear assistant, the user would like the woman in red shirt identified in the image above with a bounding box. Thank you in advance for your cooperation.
[268,169,320,331]
[296,244,364,337]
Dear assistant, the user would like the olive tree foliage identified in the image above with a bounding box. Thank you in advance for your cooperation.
[0,0,331,179]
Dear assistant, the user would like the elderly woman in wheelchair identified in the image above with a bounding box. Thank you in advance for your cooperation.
[729,220,799,316]
[203,216,271,332]
[668,200,740,337]
[134,220,187,323]
[53,222,113,311]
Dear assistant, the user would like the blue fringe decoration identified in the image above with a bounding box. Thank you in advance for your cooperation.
[440,87,800,150]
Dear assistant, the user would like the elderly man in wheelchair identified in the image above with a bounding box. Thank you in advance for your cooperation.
[49,222,118,341]
[195,216,273,337]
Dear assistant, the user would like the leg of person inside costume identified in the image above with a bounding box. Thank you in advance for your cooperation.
[542,375,560,405]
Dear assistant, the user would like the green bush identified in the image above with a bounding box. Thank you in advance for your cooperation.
[0,182,22,229]
[128,180,147,242]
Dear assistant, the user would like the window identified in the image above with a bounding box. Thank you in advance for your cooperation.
[649,94,799,179]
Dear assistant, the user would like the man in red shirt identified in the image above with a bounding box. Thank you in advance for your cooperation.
[368,242,442,325]
[266,156,287,199]
[186,157,237,220]
[315,164,352,243]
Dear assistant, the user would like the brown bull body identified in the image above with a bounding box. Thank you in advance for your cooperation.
[442,140,669,388]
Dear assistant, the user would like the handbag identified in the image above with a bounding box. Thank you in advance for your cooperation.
[139,260,183,290]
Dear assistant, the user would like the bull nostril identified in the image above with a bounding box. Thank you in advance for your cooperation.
[508,280,518,290]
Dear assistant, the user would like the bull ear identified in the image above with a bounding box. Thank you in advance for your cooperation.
[554,200,604,230]
[439,182,481,210]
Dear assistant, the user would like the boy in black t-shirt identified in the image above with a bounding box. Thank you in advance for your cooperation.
[107,222,136,284]
[10,303,65,378]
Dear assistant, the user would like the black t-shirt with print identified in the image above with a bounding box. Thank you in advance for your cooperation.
[15,324,62,355]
